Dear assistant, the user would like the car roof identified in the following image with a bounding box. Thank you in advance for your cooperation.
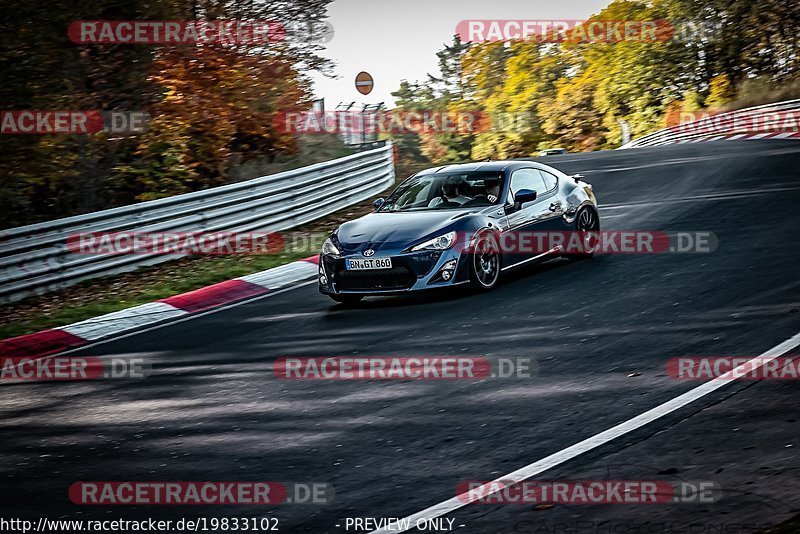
[417,160,543,175]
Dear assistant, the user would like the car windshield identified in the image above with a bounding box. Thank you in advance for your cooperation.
[378,171,506,212]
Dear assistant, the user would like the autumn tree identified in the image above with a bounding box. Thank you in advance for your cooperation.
[0,0,333,227]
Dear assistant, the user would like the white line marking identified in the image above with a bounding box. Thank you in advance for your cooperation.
[369,330,800,533]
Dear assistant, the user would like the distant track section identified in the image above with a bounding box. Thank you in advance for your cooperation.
[621,99,800,148]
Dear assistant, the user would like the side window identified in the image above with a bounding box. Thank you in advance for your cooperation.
[411,181,432,204]
[539,170,558,191]
[509,169,547,200]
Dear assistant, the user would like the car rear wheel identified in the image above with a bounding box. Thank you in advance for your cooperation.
[566,207,600,260]
[469,233,501,290]
[329,294,363,305]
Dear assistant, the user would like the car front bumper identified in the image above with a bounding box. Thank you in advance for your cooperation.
[318,247,471,296]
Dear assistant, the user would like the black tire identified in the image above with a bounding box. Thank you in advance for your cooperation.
[329,294,363,305]
[468,232,501,290]
[565,207,600,260]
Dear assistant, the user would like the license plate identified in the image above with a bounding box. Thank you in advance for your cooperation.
[346,257,392,270]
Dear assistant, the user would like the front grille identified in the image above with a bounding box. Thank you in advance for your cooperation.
[336,266,416,291]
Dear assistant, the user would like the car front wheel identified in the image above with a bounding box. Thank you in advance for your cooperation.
[468,232,501,290]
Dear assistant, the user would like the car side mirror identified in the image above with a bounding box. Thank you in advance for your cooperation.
[372,197,385,211]
[513,189,537,209]
[571,173,584,182]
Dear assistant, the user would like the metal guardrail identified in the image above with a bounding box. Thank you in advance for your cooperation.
[0,142,395,304]
[620,99,800,148]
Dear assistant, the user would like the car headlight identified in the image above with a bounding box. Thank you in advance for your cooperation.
[410,231,457,252]
[321,237,340,256]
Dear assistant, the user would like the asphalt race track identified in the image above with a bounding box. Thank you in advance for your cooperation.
[2,140,800,533]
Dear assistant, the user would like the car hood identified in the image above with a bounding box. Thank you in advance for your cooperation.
[335,210,475,253]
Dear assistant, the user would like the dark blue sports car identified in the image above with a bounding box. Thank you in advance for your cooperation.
[318,160,598,304]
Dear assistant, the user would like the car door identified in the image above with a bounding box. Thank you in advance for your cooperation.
[537,169,569,230]
[504,168,559,265]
